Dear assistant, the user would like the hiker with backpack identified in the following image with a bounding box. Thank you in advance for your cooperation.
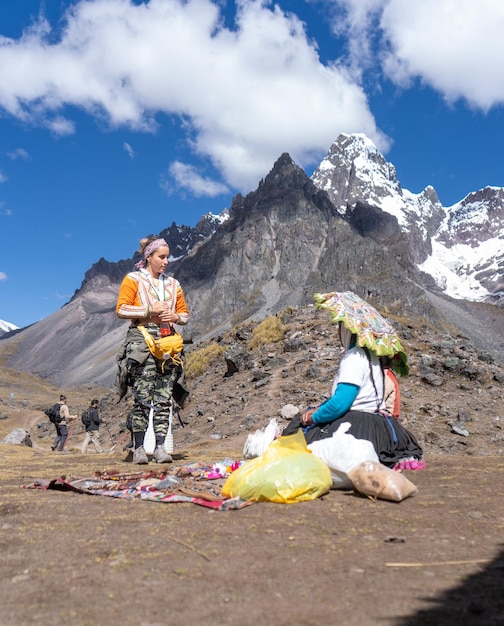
[116,235,189,465]
[49,394,77,452]
[80,399,106,454]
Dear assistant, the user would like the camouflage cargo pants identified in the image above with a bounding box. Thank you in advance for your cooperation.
[129,353,181,437]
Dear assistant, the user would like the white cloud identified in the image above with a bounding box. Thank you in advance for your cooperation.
[46,115,75,136]
[166,161,230,197]
[0,170,7,183]
[1,0,502,196]
[0,203,12,216]
[7,148,30,160]
[382,0,504,110]
[324,0,384,80]
[0,0,384,191]
[123,142,134,158]
[329,0,504,110]
[0,271,7,281]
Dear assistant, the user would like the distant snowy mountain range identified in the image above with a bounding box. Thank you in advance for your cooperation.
[421,187,503,302]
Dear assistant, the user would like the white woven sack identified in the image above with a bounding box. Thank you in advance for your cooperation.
[308,422,379,489]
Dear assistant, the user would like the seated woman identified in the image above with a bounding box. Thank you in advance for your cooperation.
[282,322,424,470]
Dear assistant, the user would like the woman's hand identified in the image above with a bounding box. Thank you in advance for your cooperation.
[149,303,180,324]
[300,407,316,426]
[150,302,166,317]
[158,309,180,324]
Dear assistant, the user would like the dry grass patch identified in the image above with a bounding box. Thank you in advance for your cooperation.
[248,315,287,350]
[185,341,226,378]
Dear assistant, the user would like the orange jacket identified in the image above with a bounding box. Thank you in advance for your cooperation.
[116,271,189,324]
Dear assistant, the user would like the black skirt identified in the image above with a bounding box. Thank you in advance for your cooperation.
[282,410,423,467]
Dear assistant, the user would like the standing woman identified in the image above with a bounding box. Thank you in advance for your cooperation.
[116,236,189,464]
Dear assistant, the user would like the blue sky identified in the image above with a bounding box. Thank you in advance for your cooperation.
[1,0,503,328]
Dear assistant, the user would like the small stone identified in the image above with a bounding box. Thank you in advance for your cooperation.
[451,423,469,437]
[1,428,32,447]
[278,404,299,420]
[422,373,444,386]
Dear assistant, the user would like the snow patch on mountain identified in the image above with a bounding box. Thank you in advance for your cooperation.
[313,133,407,224]
[311,133,445,246]
[419,239,494,300]
[206,210,229,225]
[422,189,504,301]
[0,319,19,336]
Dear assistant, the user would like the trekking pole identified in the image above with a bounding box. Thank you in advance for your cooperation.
[61,416,77,450]
[175,406,185,428]
[104,422,114,446]
[108,429,131,454]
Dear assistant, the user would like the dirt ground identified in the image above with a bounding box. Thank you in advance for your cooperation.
[1,408,504,626]
[2,302,504,626]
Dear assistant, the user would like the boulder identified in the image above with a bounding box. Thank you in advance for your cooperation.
[1,428,33,447]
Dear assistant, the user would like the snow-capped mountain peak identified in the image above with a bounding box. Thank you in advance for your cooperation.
[311,133,503,306]
[311,133,443,238]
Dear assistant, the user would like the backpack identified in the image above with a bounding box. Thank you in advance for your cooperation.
[385,369,401,418]
[45,403,61,424]
[81,409,92,427]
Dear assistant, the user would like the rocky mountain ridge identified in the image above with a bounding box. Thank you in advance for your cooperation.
[68,134,504,315]
[1,134,503,388]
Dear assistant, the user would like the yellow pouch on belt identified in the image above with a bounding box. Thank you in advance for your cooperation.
[137,325,184,365]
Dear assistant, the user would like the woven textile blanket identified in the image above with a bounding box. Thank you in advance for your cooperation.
[24,461,252,511]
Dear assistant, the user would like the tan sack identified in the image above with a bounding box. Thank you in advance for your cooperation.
[347,460,418,502]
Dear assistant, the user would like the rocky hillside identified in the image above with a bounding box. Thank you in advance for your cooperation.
[6,302,503,463]
[178,303,504,458]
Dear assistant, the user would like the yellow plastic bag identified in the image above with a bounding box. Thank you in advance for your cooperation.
[222,429,332,504]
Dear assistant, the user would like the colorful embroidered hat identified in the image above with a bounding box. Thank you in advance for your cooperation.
[314,290,409,376]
